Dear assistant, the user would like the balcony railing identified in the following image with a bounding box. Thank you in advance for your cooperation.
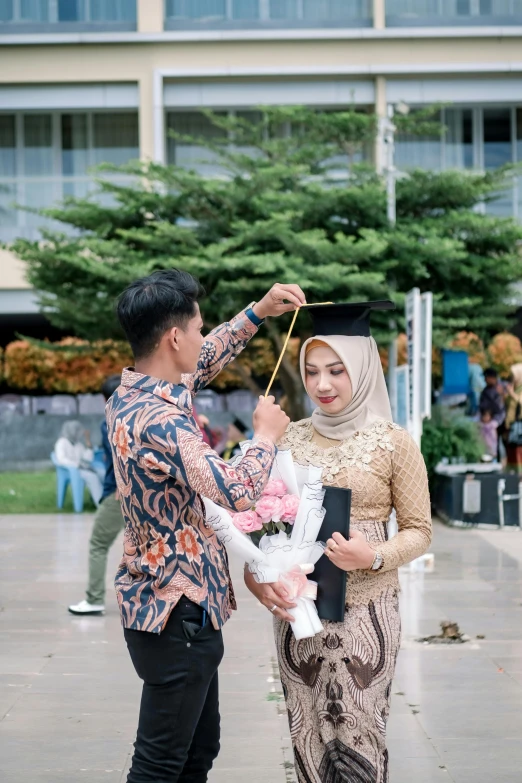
[0,0,137,33]
[386,0,522,27]
[164,0,372,30]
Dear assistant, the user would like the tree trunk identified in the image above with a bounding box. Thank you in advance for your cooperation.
[265,319,307,422]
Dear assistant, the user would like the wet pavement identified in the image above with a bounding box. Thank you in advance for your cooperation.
[1,513,521,782]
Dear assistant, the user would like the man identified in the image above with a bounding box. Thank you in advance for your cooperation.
[68,374,123,615]
[479,368,506,425]
[106,270,302,783]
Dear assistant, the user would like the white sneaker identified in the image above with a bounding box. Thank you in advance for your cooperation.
[68,599,105,615]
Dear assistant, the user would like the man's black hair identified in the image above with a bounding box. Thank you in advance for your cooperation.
[117,269,205,360]
[101,374,121,401]
[484,368,498,379]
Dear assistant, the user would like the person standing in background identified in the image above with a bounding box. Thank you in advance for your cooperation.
[68,374,124,616]
[479,368,505,425]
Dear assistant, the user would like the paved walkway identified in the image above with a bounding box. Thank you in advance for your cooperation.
[1,513,522,782]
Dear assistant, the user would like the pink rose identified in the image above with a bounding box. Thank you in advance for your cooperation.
[255,495,284,524]
[262,479,288,497]
[280,494,300,524]
[231,510,263,534]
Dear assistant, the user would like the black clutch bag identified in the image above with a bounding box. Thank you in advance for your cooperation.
[314,486,351,622]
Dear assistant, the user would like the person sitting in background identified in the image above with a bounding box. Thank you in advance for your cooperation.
[479,406,499,459]
[479,368,505,425]
[221,416,248,460]
[68,375,124,616]
[54,420,103,507]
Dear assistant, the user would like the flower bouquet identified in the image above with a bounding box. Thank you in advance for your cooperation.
[202,447,327,640]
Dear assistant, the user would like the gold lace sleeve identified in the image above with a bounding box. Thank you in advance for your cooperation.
[376,427,432,572]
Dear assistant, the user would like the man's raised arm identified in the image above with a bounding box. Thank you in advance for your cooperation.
[182,283,306,396]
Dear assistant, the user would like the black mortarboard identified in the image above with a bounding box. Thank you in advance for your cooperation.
[231,417,248,435]
[302,300,395,338]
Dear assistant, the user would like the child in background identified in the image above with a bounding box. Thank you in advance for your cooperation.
[479,406,499,459]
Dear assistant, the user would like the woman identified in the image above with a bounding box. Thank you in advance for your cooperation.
[245,320,431,782]
[502,363,522,473]
[54,420,104,507]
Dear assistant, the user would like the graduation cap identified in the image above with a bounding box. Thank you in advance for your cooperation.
[302,300,395,338]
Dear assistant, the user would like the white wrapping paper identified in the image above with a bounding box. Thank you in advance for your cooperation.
[202,451,326,640]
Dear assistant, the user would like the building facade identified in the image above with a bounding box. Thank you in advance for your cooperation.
[1,0,522,338]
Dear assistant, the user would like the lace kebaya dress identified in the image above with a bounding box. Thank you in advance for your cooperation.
[275,418,432,783]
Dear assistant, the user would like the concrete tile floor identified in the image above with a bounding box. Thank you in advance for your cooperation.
[1,514,522,782]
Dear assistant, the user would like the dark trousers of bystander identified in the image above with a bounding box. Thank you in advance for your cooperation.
[124,598,224,783]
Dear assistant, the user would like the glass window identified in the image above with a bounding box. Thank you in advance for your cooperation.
[516,108,522,164]
[0,1,14,22]
[395,110,443,172]
[90,0,135,21]
[167,0,226,20]
[232,0,259,19]
[269,0,298,19]
[58,0,84,22]
[483,108,512,170]
[167,111,227,176]
[92,112,139,166]
[444,108,473,169]
[20,0,48,22]
[61,114,88,176]
[23,114,53,177]
[0,115,16,177]
[483,108,513,217]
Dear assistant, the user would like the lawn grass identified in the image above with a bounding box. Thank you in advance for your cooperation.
[0,471,96,514]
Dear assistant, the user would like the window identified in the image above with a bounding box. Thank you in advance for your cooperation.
[167,111,227,177]
[386,0,522,26]
[0,0,136,27]
[165,0,372,28]
[395,105,521,220]
[0,111,139,240]
[166,108,371,179]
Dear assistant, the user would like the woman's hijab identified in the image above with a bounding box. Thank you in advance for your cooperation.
[60,420,85,445]
[300,335,392,441]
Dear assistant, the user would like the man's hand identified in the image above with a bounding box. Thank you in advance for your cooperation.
[253,284,306,320]
[253,395,290,444]
[324,530,376,572]
[244,568,296,623]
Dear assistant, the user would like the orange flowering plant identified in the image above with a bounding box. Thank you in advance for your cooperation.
[487,333,522,377]
[4,338,132,394]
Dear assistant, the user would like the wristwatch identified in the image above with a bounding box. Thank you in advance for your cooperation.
[370,551,384,571]
[245,302,264,327]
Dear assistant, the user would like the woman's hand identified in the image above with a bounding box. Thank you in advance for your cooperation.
[244,568,296,623]
[324,530,376,572]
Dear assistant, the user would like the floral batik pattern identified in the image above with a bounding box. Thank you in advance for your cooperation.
[106,309,276,634]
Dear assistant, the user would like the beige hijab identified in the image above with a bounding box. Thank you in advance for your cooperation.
[300,335,392,441]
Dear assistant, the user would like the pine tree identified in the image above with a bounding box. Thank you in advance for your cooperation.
[9,107,522,419]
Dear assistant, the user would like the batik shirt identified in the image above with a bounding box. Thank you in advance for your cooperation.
[106,308,276,633]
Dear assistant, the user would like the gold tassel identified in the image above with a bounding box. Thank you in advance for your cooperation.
[264,303,333,398]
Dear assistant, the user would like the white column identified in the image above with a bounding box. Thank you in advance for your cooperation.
[373,0,385,28]
[137,0,163,33]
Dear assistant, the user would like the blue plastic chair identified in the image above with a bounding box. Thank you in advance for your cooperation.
[50,451,85,513]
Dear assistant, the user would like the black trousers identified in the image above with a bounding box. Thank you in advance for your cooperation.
[124,599,224,783]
